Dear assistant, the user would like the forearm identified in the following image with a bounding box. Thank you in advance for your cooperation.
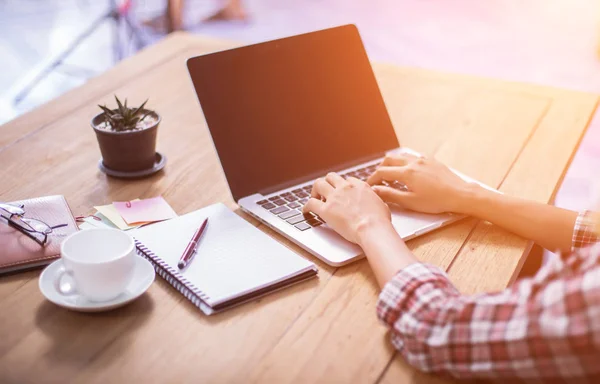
[378,251,600,381]
[458,185,578,253]
[358,221,417,288]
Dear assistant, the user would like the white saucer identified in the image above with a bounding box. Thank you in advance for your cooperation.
[39,256,155,312]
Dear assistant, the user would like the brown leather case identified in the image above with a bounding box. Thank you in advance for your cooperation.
[0,195,78,274]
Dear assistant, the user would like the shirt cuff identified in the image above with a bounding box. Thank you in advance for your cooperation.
[376,263,455,328]
[572,210,599,250]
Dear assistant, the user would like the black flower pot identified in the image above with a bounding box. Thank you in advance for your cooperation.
[91,110,161,172]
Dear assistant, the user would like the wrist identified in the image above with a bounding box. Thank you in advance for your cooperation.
[454,183,494,217]
[356,217,396,248]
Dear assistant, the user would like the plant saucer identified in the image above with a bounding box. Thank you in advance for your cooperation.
[98,152,167,179]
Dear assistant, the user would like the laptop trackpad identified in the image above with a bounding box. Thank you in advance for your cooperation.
[389,206,455,238]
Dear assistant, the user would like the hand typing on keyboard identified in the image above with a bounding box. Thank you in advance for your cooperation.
[367,152,472,215]
[301,172,392,245]
[255,161,408,232]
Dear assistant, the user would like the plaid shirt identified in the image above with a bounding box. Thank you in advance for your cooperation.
[377,211,600,383]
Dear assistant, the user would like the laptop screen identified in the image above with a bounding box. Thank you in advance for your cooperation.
[187,25,399,201]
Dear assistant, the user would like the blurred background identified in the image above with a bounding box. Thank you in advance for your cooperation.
[0,0,599,211]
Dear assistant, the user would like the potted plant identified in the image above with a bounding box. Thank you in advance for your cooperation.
[92,96,161,173]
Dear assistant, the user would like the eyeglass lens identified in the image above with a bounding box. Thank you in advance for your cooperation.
[11,216,52,234]
[0,203,25,216]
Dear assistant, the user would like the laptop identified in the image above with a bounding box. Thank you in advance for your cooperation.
[187,24,484,266]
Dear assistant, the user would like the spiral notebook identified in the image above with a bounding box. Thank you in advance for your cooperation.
[130,203,317,315]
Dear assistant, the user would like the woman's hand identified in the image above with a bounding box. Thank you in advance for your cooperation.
[302,172,393,245]
[367,153,474,214]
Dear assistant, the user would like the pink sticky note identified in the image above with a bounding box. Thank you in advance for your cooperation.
[113,196,178,225]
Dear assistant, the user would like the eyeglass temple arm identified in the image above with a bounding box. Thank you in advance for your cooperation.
[5,220,46,246]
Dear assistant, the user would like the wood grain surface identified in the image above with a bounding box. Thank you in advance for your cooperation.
[0,32,596,383]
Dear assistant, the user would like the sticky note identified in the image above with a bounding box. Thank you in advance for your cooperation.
[78,222,97,230]
[94,199,146,230]
[95,212,141,231]
[113,196,177,225]
[78,214,117,230]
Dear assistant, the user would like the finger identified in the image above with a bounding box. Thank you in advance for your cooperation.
[367,166,411,186]
[372,186,414,206]
[381,153,419,167]
[325,172,346,188]
[311,178,334,199]
[302,197,325,215]
[346,176,363,186]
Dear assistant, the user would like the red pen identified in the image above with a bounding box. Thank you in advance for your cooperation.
[178,218,209,269]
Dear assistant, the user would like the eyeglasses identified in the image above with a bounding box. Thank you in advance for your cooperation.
[0,202,68,246]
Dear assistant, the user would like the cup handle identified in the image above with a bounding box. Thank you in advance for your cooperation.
[54,266,78,296]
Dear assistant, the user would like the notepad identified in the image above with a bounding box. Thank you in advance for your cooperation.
[130,203,317,315]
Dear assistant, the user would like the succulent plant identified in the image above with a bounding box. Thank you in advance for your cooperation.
[98,96,152,132]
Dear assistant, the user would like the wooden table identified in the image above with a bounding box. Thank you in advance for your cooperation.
[0,32,597,383]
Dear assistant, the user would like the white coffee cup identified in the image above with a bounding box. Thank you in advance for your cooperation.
[55,228,136,302]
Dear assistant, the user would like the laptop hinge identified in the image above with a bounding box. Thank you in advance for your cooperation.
[257,151,387,197]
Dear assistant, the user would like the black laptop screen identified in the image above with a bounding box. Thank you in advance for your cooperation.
[187,25,399,201]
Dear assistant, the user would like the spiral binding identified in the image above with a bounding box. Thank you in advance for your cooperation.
[134,240,211,308]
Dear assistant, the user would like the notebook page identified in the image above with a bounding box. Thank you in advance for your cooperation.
[131,203,316,306]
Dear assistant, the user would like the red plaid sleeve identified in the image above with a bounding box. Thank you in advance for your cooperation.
[572,210,599,250]
[377,247,600,382]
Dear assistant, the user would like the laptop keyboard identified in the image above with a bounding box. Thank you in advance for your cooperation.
[255,163,384,231]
